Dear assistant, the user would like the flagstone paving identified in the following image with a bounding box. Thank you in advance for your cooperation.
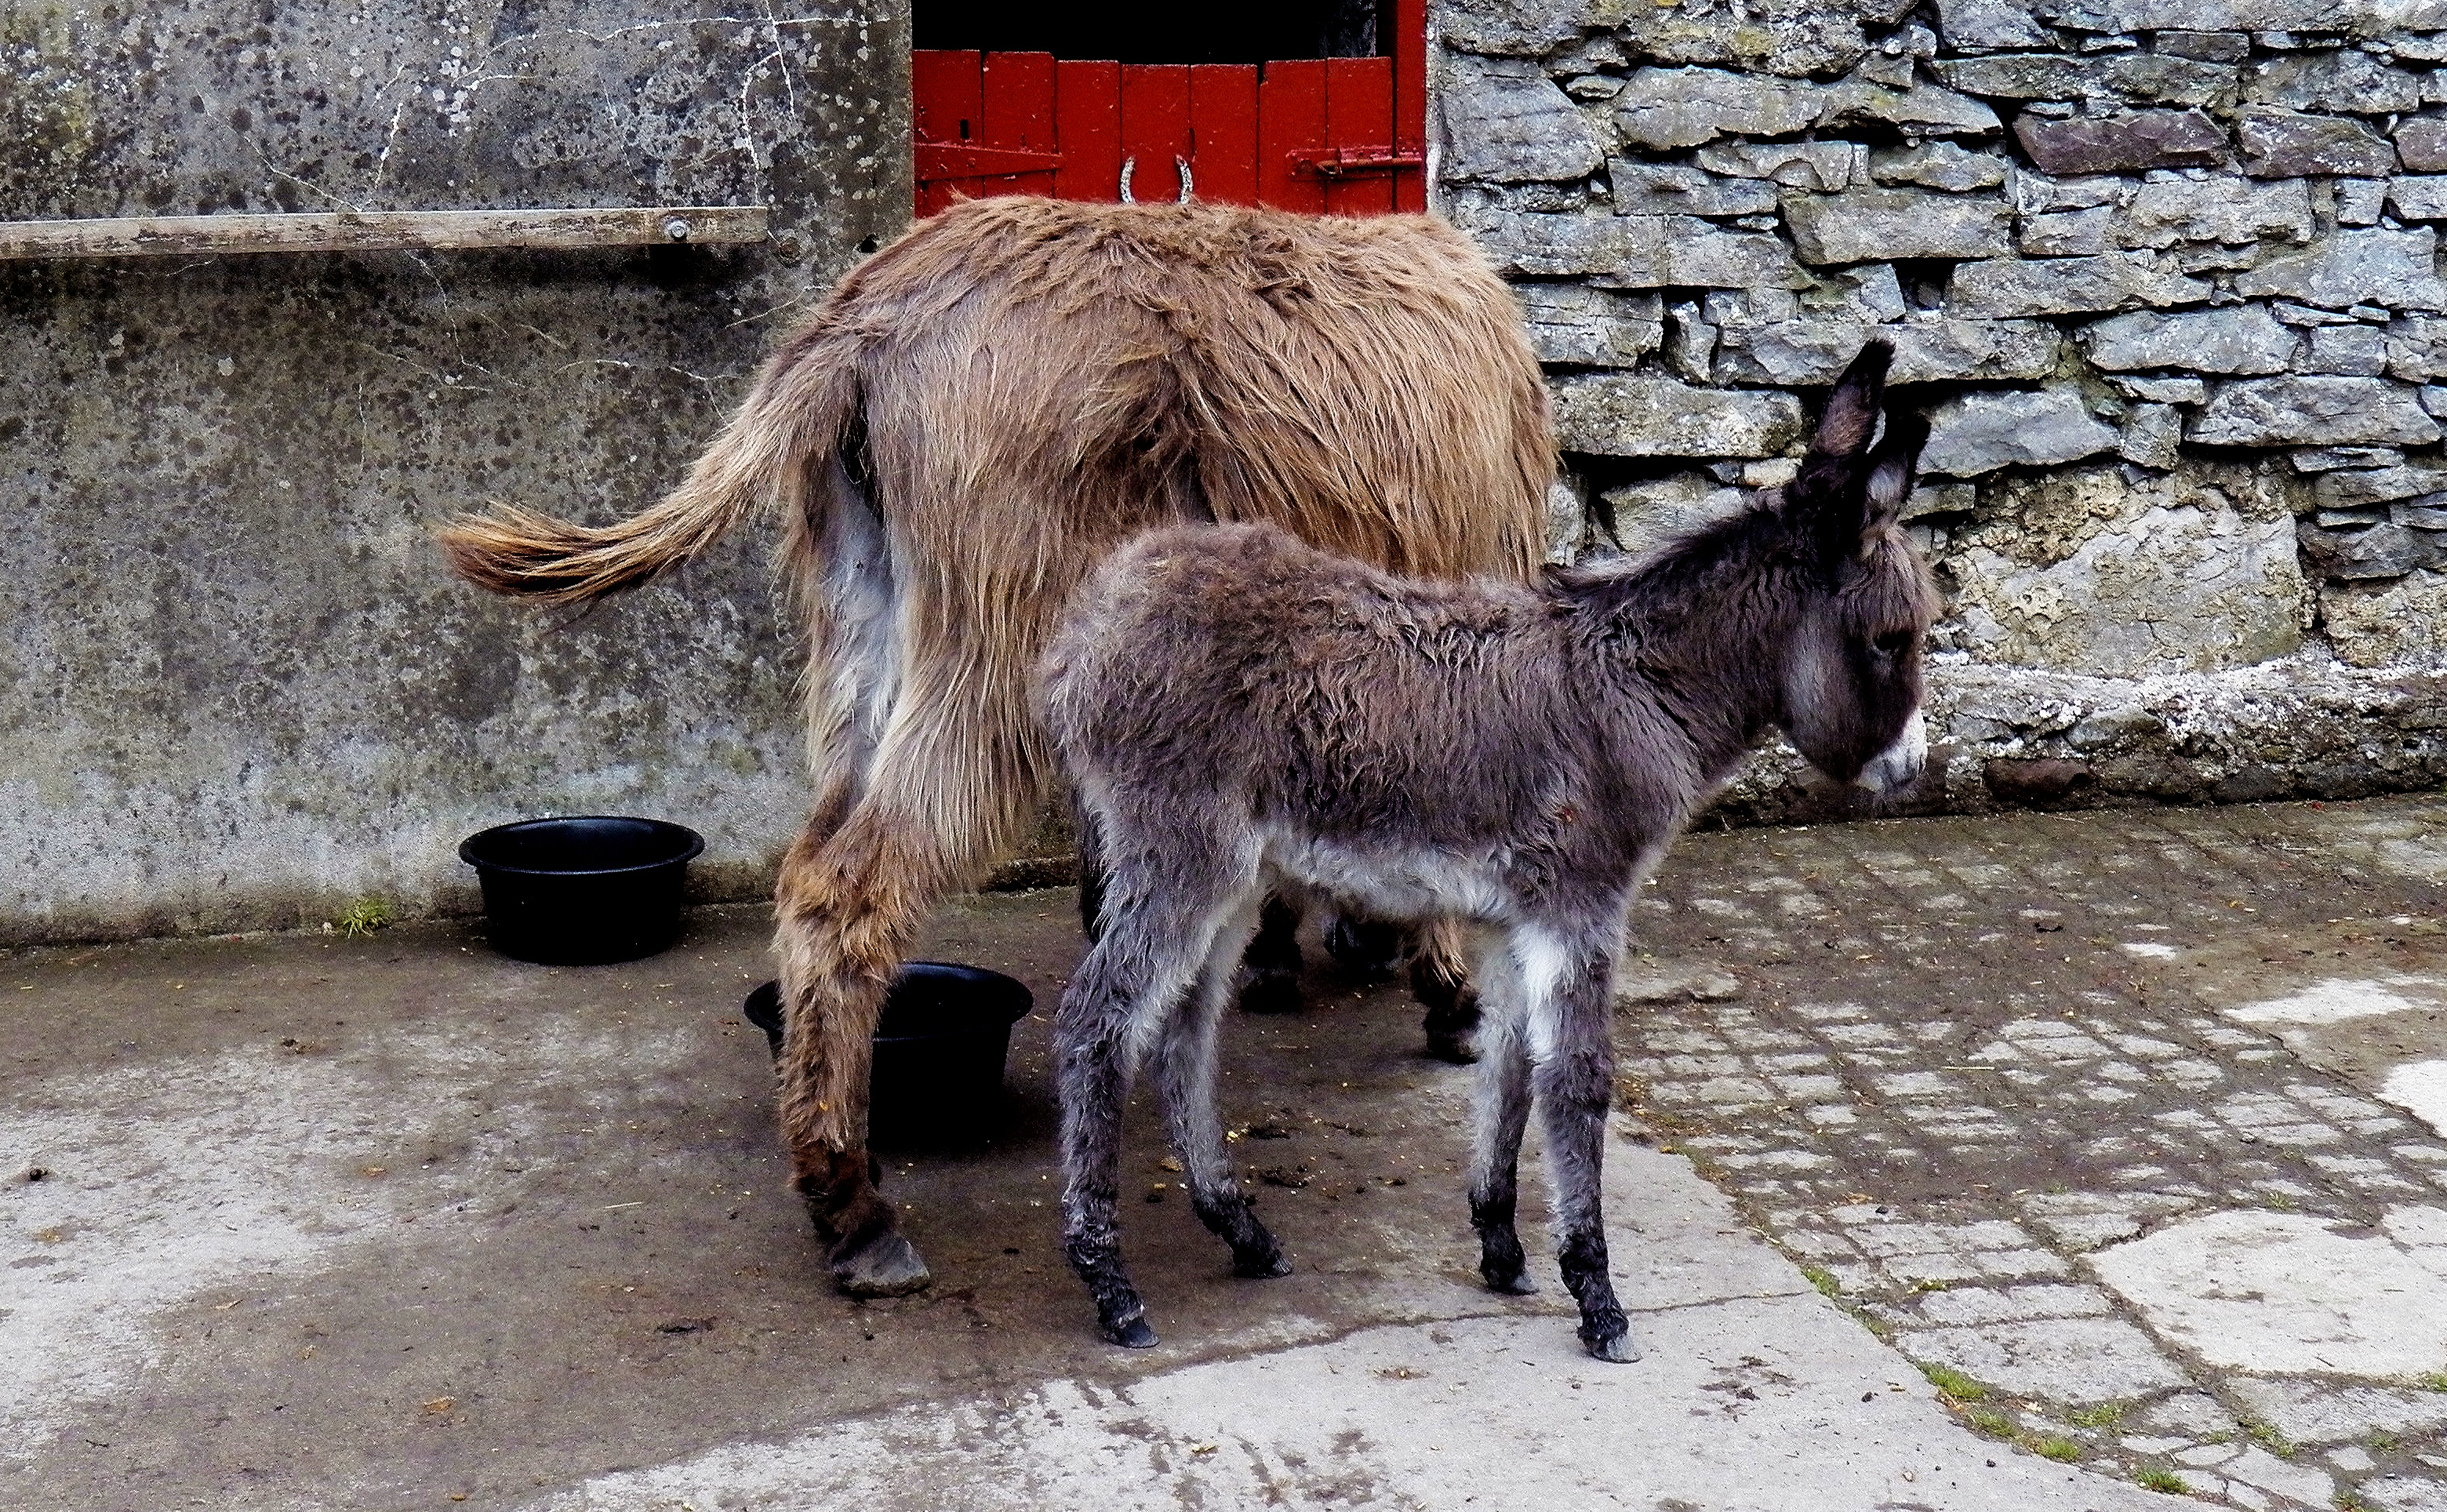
[1616,794,2447,1511]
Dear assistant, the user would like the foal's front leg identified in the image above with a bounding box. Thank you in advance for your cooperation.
[1527,929,1639,1363]
[1466,933,1538,1295]
[1057,874,1234,1349]
[1156,898,1290,1279]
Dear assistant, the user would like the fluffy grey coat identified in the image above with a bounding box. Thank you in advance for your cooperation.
[1041,340,1937,1361]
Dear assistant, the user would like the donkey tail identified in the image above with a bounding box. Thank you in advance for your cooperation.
[437,340,855,605]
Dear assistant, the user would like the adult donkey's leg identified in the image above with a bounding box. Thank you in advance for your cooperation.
[1234,896,1305,1015]
[1155,892,1289,1279]
[1414,919,1485,1065]
[773,656,1042,1297]
[1525,925,1640,1363]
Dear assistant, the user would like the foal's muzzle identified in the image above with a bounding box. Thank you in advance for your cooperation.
[1856,710,1928,795]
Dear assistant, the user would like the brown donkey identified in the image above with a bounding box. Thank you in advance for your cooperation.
[438,196,1554,1296]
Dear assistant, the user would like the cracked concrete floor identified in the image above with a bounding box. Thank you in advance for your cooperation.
[6,795,2446,1510]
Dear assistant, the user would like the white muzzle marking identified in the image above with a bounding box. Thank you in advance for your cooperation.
[1856,709,1927,794]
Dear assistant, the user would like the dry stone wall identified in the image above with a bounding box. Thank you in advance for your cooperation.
[1433,0,2447,818]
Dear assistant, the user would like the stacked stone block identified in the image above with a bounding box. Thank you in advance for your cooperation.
[1433,0,2447,814]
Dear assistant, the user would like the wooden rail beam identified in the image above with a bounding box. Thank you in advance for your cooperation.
[0,205,769,261]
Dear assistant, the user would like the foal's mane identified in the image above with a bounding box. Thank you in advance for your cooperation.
[1550,491,1793,611]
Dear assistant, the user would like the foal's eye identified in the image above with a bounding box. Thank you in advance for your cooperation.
[1871,629,1914,656]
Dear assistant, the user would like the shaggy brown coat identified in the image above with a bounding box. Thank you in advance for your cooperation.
[438,195,1554,1296]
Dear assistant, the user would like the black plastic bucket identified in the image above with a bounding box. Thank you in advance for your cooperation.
[459,816,705,965]
[742,962,1032,1143]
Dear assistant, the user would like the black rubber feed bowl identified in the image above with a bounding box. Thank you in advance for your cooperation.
[743,963,1032,1144]
[460,816,705,965]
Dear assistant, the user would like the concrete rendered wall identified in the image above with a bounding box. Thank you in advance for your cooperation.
[1433,0,2447,822]
[1,2,909,944]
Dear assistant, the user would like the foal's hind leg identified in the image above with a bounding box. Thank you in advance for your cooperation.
[1522,925,1640,1363]
[1058,849,1246,1347]
[1156,896,1290,1279]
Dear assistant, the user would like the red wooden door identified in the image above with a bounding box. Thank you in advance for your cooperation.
[911,2,1426,217]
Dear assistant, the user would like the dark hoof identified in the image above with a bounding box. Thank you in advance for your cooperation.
[1582,1325,1642,1363]
[1485,1270,1539,1296]
[1101,1311,1160,1349]
[1424,1028,1479,1065]
[1234,1248,1293,1280]
[1237,969,1304,1016]
[831,1230,932,1298]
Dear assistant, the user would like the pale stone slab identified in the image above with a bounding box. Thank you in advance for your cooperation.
[2220,1444,2335,1506]
[1551,375,1807,458]
[2225,1377,2447,1445]
[1784,187,2013,264]
[2236,228,2447,311]
[1937,52,2239,104]
[2190,377,2443,447]
[2381,1059,2447,1136]
[1697,140,1857,191]
[1922,387,2120,475]
[536,1301,2183,1512]
[1514,284,1666,368]
[2245,49,2423,114]
[1949,252,2211,318]
[2092,1208,2447,1377]
[2118,173,2314,249]
[1943,505,2302,674]
[1715,318,2061,385]
[1608,160,1779,217]
[2393,176,2447,221]
[2224,976,2439,1026]
[1935,0,2052,48]
[1897,1317,2189,1402]
[1441,54,1609,184]
[1868,142,2009,191]
[1613,66,1826,148]
[2081,307,2298,374]
[2241,108,2400,178]
[1464,211,1806,289]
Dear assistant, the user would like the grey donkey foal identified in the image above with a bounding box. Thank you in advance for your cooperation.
[1041,341,1938,1361]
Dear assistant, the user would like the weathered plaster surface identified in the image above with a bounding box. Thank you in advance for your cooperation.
[1,2,910,943]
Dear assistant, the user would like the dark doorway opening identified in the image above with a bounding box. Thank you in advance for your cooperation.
[913,3,1394,65]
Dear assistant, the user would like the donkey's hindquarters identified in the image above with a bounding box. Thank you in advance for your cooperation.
[438,195,1555,1299]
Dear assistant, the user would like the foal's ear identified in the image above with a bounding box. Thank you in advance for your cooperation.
[1806,340,1893,464]
[1860,411,1930,543]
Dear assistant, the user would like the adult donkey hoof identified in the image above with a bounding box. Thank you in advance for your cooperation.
[1423,1027,1479,1065]
[1582,1325,1642,1364]
[831,1230,932,1297]
[1102,1310,1160,1348]
[1236,969,1303,1016]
